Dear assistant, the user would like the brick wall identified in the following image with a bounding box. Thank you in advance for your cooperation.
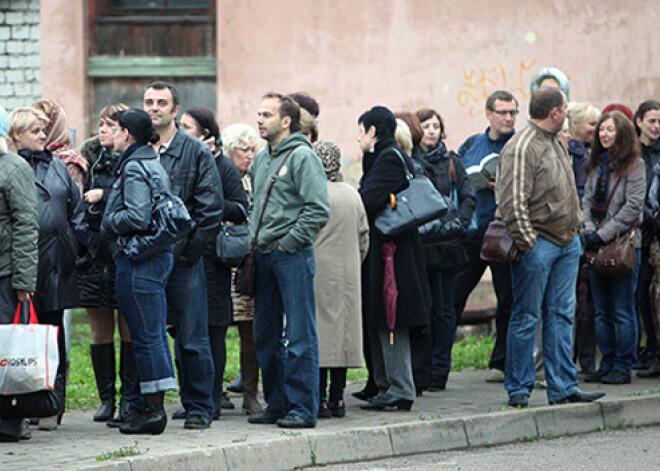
[0,0,41,110]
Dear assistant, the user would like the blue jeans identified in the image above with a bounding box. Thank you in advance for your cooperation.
[590,250,641,375]
[116,250,177,394]
[505,235,581,403]
[254,245,319,424]
[166,258,215,418]
[429,269,457,378]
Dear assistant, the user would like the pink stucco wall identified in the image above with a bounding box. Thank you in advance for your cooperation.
[40,0,86,146]
[40,1,659,178]
[216,0,660,182]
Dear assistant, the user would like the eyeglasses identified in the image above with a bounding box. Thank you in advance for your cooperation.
[490,109,519,117]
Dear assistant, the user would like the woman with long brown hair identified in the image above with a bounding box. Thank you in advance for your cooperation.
[583,111,646,385]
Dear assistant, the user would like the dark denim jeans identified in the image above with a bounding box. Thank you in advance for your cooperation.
[590,250,641,375]
[254,245,319,424]
[505,236,581,403]
[429,269,457,378]
[454,230,513,371]
[116,250,177,394]
[166,258,215,419]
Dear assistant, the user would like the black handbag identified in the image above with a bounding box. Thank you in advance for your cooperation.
[119,163,196,262]
[215,221,250,266]
[374,148,450,238]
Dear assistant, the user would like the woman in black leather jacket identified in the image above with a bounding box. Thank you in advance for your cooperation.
[412,108,476,392]
[101,109,176,435]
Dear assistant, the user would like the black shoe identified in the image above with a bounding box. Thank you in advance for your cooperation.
[119,407,167,435]
[318,400,332,419]
[584,370,610,383]
[276,414,316,429]
[549,390,606,405]
[227,371,243,394]
[329,400,346,418]
[637,358,660,378]
[94,400,116,423]
[633,348,654,370]
[601,371,631,384]
[359,394,413,411]
[247,409,284,425]
[428,375,447,392]
[107,400,138,428]
[507,394,528,408]
[221,392,235,410]
[184,415,211,429]
[171,408,187,420]
[351,385,378,402]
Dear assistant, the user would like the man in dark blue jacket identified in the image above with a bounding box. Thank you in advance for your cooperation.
[454,90,518,383]
[143,82,224,429]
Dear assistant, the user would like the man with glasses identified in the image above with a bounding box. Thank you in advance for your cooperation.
[455,90,518,384]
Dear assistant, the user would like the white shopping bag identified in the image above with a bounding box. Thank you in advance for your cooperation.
[0,300,59,395]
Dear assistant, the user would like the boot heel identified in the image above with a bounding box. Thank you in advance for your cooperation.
[396,400,413,411]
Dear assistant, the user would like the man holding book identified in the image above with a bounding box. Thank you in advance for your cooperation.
[454,90,518,383]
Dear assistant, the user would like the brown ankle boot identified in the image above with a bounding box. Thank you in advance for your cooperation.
[241,351,263,415]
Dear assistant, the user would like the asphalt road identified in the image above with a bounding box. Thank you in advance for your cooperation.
[304,425,660,470]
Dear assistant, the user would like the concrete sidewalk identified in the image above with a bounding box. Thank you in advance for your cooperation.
[4,371,660,471]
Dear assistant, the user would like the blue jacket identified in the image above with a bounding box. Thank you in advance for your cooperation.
[458,127,515,231]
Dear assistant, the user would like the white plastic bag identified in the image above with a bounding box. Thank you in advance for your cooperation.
[0,300,59,395]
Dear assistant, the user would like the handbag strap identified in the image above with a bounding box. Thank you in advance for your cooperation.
[390,147,414,181]
[13,300,38,325]
[602,176,639,234]
[250,146,299,252]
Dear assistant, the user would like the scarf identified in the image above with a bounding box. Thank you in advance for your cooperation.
[648,162,660,212]
[590,152,611,223]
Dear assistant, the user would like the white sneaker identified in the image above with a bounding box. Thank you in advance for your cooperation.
[485,369,505,383]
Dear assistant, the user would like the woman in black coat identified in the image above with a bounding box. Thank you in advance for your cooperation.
[179,107,248,419]
[78,103,139,426]
[9,107,88,430]
[412,108,475,392]
[357,106,430,411]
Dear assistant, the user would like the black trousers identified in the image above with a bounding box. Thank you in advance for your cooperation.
[454,232,512,371]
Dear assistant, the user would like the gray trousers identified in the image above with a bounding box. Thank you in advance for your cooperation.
[369,327,416,401]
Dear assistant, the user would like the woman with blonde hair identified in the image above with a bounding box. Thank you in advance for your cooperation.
[220,123,263,415]
[567,102,601,204]
[9,107,88,430]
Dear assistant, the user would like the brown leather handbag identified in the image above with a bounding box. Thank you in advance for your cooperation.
[585,225,636,276]
[480,220,520,263]
[584,178,637,276]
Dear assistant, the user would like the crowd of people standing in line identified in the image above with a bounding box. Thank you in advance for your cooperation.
[2,79,660,440]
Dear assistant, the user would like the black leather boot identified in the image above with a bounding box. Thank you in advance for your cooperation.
[637,357,660,378]
[106,342,138,427]
[119,392,166,435]
[91,343,116,422]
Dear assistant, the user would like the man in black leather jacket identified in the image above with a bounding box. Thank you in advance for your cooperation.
[143,82,224,429]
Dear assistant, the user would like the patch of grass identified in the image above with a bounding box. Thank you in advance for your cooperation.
[281,430,303,436]
[66,310,495,411]
[95,441,145,461]
[451,335,495,371]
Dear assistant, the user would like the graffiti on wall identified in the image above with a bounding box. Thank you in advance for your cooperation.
[457,59,537,117]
